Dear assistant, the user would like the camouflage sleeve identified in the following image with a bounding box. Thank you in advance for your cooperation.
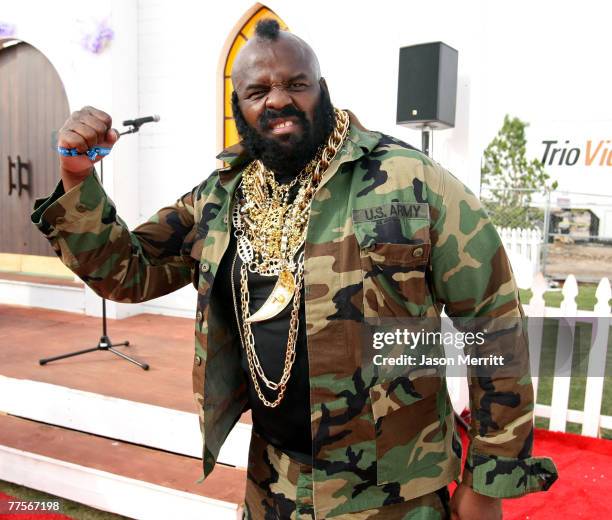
[425,163,558,498]
[31,169,199,303]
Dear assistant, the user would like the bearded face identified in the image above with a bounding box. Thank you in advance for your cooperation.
[231,85,336,180]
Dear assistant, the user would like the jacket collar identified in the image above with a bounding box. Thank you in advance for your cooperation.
[215,110,380,188]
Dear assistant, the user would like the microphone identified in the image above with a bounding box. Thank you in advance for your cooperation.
[122,114,160,127]
[119,114,160,135]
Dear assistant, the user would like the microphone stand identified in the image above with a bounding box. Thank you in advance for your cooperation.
[39,121,150,370]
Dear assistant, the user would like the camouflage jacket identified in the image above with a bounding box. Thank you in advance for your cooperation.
[32,113,557,518]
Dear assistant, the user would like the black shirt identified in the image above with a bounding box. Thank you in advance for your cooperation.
[214,204,312,464]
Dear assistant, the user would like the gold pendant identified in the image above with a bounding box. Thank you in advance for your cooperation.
[246,270,296,323]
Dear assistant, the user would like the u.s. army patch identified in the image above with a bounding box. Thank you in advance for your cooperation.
[352,203,429,222]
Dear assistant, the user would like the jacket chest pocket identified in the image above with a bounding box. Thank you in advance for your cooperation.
[352,205,432,319]
[369,372,445,486]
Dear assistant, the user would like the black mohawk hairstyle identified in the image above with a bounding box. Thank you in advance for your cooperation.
[255,18,281,40]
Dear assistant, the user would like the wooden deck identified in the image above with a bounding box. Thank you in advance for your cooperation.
[0,303,250,420]
[0,303,250,519]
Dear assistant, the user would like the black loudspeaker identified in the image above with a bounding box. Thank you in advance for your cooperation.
[396,42,458,129]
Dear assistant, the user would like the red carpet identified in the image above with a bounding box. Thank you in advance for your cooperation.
[0,492,73,519]
[450,428,612,519]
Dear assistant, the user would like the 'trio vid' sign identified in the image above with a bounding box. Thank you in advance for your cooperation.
[541,140,612,167]
[525,123,612,194]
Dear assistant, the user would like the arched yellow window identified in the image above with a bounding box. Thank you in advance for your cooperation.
[221,5,289,150]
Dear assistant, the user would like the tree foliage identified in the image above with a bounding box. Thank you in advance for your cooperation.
[481,115,558,229]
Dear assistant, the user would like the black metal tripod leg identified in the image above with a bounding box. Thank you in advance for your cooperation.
[39,346,100,365]
[108,346,149,370]
[110,341,130,347]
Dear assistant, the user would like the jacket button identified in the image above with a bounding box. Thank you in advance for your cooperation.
[76,203,88,213]
[194,355,202,366]
[413,247,424,258]
[196,311,203,321]
[200,262,210,273]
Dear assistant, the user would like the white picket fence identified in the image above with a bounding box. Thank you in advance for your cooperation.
[498,226,543,266]
[498,227,542,287]
[525,273,611,437]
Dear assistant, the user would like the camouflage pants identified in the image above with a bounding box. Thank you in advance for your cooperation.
[243,431,451,519]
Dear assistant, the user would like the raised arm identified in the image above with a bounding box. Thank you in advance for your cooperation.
[31,106,200,303]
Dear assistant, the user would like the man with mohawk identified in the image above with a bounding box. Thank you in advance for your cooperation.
[33,18,556,520]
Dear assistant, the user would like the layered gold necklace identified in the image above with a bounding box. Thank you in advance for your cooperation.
[231,108,350,407]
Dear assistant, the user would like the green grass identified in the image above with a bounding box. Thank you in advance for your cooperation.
[0,480,130,520]
[519,284,612,311]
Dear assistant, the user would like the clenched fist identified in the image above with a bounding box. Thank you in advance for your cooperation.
[57,106,119,191]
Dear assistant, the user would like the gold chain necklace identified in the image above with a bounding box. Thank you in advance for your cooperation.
[236,155,318,277]
[232,108,350,407]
